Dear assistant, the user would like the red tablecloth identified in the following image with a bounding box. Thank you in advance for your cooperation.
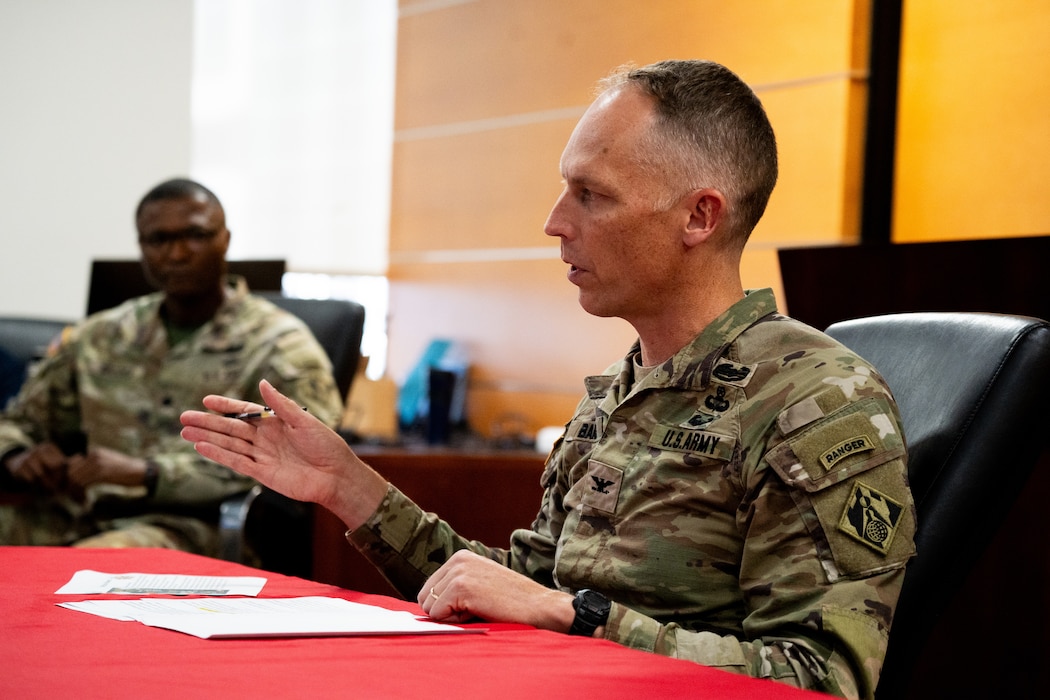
[0,547,826,699]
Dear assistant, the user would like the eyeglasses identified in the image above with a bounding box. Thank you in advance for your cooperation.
[139,228,221,250]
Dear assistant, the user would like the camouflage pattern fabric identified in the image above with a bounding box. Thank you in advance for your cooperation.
[0,276,344,555]
[349,288,915,700]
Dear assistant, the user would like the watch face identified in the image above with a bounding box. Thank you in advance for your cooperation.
[570,589,611,636]
[576,589,611,620]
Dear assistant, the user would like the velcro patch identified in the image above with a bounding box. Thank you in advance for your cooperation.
[821,436,875,471]
[776,387,849,435]
[649,426,735,461]
[565,419,600,443]
[710,360,756,387]
[681,410,718,429]
[766,397,905,492]
[581,460,623,514]
[837,481,905,555]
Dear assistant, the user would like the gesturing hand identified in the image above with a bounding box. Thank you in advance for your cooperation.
[179,379,388,529]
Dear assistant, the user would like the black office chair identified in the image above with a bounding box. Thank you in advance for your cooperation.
[86,259,285,315]
[257,292,364,399]
[824,312,1050,700]
[218,294,366,578]
[0,316,73,405]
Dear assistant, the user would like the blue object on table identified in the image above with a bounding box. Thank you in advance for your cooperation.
[397,339,469,441]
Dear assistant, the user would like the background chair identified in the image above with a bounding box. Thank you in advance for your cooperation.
[0,316,73,407]
[0,316,74,506]
[824,312,1050,700]
[218,294,366,578]
[256,292,364,399]
[86,258,285,315]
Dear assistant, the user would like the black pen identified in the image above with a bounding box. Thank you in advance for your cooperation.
[223,406,308,420]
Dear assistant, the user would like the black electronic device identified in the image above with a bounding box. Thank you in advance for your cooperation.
[86,259,285,315]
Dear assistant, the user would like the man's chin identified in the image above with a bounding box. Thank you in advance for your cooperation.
[576,293,617,319]
[162,285,215,302]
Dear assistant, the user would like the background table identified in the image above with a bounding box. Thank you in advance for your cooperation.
[1,546,826,699]
[312,447,547,594]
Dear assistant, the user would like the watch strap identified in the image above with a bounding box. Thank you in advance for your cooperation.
[569,589,611,637]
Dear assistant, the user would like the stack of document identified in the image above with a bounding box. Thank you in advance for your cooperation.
[56,570,480,640]
[56,570,267,596]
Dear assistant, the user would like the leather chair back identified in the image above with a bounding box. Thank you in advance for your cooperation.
[0,317,71,367]
[258,292,365,399]
[0,317,72,406]
[825,312,1050,699]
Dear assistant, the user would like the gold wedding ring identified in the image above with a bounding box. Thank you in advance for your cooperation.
[429,587,439,601]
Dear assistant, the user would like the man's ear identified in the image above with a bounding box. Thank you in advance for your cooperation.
[683,188,726,248]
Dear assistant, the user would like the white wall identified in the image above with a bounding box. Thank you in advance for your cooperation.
[191,0,396,277]
[0,0,194,321]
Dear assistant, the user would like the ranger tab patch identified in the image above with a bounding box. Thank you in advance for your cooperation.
[821,435,874,471]
[838,481,905,555]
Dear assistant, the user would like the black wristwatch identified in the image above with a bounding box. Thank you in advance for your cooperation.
[569,589,611,637]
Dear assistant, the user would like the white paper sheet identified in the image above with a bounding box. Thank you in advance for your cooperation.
[57,595,482,639]
[55,570,266,596]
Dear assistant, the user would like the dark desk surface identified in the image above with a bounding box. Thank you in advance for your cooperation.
[1,547,825,699]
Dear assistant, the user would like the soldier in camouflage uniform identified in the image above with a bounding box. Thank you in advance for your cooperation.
[0,178,344,555]
[180,61,914,699]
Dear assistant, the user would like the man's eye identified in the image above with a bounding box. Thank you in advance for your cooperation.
[139,229,217,248]
[140,232,173,247]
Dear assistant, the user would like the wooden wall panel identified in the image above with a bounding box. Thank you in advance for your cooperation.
[390,119,574,252]
[387,259,637,389]
[752,79,865,246]
[390,0,872,437]
[894,0,1050,241]
[396,0,866,130]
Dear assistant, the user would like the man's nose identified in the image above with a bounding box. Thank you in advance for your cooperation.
[164,237,194,260]
[544,192,570,239]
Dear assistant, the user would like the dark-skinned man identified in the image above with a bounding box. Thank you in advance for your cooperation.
[0,178,343,553]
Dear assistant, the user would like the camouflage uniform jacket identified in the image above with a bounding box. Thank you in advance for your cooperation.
[0,277,344,548]
[349,288,915,699]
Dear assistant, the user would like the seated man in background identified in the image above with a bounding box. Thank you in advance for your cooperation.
[181,61,915,698]
[0,178,344,555]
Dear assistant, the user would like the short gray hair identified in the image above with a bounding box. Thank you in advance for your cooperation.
[599,60,778,248]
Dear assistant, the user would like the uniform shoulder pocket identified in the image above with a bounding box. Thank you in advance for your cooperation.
[767,397,915,580]
[766,397,905,492]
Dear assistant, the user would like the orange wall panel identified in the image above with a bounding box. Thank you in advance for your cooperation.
[396,0,866,130]
[387,258,637,390]
[751,78,866,246]
[389,0,872,435]
[894,0,1050,241]
[390,119,574,253]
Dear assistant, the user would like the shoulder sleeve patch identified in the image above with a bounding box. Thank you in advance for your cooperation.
[41,324,77,358]
[765,396,915,580]
[814,466,916,579]
[837,480,906,555]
